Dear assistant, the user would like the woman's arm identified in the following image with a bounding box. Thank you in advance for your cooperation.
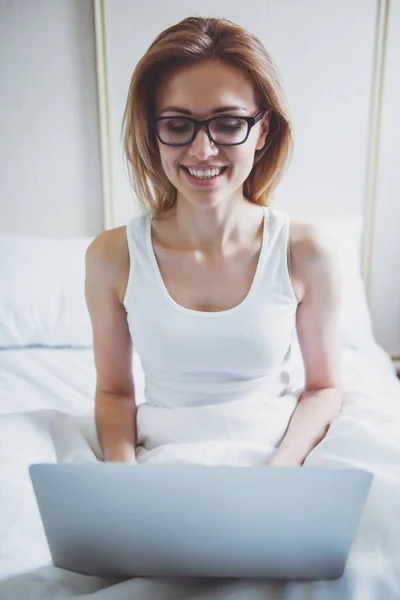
[268,388,341,466]
[95,391,137,463]
[85,229,138,464]
[269,224,343,467]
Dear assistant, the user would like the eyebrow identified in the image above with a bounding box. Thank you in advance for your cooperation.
[160,105,248,115]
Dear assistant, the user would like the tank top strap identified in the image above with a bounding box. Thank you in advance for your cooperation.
[125,212,148,252]
[123,212,150,307]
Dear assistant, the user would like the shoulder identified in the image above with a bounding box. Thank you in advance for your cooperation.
[288,219,341,303]
[85,225,129,303]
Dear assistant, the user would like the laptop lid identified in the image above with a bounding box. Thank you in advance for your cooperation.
[29,464,372,580]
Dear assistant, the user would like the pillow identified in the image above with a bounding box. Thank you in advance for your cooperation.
[300,216,375,350]
[0,217,374,350]
[0,234,94,347]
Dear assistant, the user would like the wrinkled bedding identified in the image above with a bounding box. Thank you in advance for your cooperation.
[1,343,400,599]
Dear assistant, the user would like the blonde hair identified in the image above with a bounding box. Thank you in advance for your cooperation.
[121,16,293,219]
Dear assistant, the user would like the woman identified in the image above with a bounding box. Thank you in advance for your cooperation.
[85,16,342,468]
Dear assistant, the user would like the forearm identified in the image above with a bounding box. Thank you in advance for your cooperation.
[269,388,342,466]
[95,391,138,463]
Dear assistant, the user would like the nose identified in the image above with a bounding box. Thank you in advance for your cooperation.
[188,126,218,159]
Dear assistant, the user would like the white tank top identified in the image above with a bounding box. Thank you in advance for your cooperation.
[123,206,303,465]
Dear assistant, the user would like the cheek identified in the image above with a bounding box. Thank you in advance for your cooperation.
[160,149,181,177]
[230,149,253,174]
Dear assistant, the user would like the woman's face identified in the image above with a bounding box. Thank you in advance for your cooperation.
[154,60,270,209]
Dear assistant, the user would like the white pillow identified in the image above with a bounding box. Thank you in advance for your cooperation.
[0,217,374,350]
[0,234,94,347]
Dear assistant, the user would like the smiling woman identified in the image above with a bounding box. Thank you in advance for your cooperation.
[85,16,342,471]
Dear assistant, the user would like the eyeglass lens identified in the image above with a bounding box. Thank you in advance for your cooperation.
[157,117,249,145]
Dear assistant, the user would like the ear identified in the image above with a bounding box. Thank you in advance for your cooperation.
[255,112,271,151]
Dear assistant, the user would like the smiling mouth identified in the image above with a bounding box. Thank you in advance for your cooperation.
[181,166,228,175]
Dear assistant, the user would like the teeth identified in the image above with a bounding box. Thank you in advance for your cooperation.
[187,167,223,179]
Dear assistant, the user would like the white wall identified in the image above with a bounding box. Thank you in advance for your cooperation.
[0,0,103,237]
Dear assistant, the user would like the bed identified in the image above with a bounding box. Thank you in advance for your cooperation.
[1,217,400,600]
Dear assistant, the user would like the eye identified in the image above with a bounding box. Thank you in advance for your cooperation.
[217,122,243,129]
[213,118,247,131]
[165,118,191,131]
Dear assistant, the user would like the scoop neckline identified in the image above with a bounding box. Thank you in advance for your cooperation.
[146,206,270,318]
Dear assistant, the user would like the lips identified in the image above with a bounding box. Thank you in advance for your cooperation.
[181,166,228,173]
[181,165,228,169]
[181,165,228,187]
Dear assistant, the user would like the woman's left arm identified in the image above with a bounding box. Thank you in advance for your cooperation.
[269,225,343,467]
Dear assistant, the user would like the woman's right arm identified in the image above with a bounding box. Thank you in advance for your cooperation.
[85,230,137,464]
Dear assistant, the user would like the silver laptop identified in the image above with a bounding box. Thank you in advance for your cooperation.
[29,463,372,580]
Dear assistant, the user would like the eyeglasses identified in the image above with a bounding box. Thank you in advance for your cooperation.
[149,108,269,147]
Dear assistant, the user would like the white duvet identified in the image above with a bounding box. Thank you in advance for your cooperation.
[1,341,400,600]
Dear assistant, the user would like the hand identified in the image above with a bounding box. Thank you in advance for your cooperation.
[267,453,303,467]
[104,455,138,464]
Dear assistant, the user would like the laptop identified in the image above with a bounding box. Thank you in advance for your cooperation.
[29,463,372,580]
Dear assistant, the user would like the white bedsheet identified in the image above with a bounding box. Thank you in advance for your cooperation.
[1,342,400,600]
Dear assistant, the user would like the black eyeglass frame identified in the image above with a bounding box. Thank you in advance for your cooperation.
[149,108,270,147]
